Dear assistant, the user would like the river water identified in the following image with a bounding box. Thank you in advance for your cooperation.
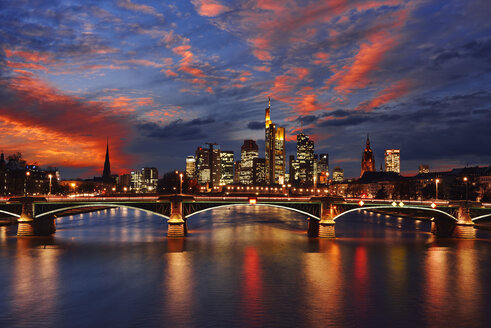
[1,206,491,328]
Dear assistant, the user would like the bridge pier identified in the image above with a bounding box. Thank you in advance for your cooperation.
[318,202,338,238]
[17,201,35,236]
[453,207,475,239]
[167,196,187,238]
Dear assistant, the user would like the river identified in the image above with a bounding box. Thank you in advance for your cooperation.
[1,206,491,327]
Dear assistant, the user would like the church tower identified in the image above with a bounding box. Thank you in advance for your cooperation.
[102,139,112,184]
[361,135,375,177]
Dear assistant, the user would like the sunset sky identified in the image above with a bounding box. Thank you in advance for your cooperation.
[1,0,490,179]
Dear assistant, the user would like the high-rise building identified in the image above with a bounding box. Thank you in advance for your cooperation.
[385,149,400,173]
[102,139,112,184]
[333,167,344,182]
[220,151,234,185]
[141,167,159,192]
[318,153,329,185]
[239,140,258,185]
[234,161,240,184]
[253,158,266,185]
[419,164,429,174]
[195,143,221,187]
[289,155,299,185]
[185,156,196,179]
[265,97,286,185]
[361,135,375,177]
[296,133,315,185]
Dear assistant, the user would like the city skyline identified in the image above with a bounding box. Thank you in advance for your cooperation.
[1,0,490,179]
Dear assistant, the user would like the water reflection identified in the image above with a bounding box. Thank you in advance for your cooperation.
[0,207,490,328]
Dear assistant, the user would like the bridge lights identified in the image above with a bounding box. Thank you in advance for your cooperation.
[392,201,397,207]
[249,198,257,205]
[431,202,437,209]
[358,200,364,206]
[399,202,404,207]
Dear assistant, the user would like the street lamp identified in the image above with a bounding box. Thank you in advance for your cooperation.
[48,174,53,196]
[25,171,31,197]
[463,176,468,206]
[435,178,440,200]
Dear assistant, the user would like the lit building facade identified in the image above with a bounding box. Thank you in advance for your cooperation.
[265,97,285,185]
[361,135,376,177]
[253,158,266,185]
[385,149,401,173]
[220,151,234,185]
[297,133,315,185]
[419,164,429,174]
[318,153,329,185]
[130,167,158,192]
[185,156,196,179]
[333,167,344,182]
[239,140,258,184]
[195,143,221,187]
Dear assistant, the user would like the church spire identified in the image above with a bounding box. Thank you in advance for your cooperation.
[102,138,112,184]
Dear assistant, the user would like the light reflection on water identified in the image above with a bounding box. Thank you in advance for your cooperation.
[0,206,490,327]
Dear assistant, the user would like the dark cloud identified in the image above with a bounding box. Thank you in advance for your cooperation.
[247,121,264,130]
[137,117,215,141]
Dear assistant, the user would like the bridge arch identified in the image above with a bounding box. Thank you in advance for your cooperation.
[472,213,491,222]
[185,203,321,220]
[35,204,170,220]
[332,205,458,222]
[0,209,21,218]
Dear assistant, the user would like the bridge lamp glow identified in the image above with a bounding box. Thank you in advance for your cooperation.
[431,202,437,209]
[249,198,257,205]
[358,200,364,206]
[399,202,404,207]
[392,201,397,207]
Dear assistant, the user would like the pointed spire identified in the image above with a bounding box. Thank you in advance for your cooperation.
[268,96,271,108]
[102,138,112,183]
[366,134,370,148]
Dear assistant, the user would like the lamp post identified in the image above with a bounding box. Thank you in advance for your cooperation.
[179,173,183,194]
[25,171,31,197]
[463,176,468,206]
[435,178,440,200]
[48,174,53,197]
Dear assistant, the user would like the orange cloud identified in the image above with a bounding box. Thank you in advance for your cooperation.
[192,0,229,17]
[253,65,271,72]
[357,79,412,111]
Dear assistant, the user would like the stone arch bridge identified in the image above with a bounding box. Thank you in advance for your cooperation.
[1,195,490,239]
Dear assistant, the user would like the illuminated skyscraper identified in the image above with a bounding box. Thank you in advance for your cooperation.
[195,143,221,187]
[265,97,286,185]
[220,151,234,185]
[253,158,266,185]
[185,156,196,179]
[361,135,375,177]
[384,149,401,173]
[318,153,329,185]
[296,133,314,185]
[240,140,258,185]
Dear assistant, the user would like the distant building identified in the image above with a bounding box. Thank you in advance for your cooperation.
[240,140,258,184]
[419,164,429,174]
[102,140,113,184]
[333,167,344,182]
[253,158,266,185]
[296,133,315,185]
[195,143,221,187]
[385,149,400,173]
[265,97,286,184]
[361,135,375,177]
[129,167,158,192]
[318,153,329,185]
[185,156,196,179]
[288,155,299,185]
[234,161,240,184]
[220,151,234,185]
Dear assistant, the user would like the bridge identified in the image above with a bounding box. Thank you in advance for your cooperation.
[1,195,490,239]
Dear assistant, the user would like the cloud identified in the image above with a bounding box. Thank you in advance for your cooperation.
[117,0,164,19]
[247,121,264,130]
[137,117,216,141]
[192,0,230,17]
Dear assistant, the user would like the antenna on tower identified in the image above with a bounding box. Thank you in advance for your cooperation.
[268,96,271,108]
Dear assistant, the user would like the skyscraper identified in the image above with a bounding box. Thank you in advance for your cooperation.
[265,97,286,185]
[253,158,266,185]
[318,153,329,185]
[296,133,315,185]
[361,135,375,177]
[185,156,196,179]
[240,140,258,185]
[195,143,221,187]
[385,149,401,173]
[220,151,234,185]
[102,139,112,184]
